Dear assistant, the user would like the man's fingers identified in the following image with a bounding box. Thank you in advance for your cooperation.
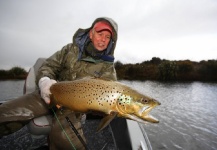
[44,97,51,104]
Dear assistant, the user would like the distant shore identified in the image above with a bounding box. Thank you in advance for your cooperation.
[115,58,217,82]
[0,66,27,80]
[1,58,217,82]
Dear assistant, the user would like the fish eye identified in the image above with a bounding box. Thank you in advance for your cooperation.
[141,98,148,103]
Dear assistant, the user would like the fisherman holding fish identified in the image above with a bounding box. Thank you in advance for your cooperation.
[0,17,118,149]
[0,17,160,150]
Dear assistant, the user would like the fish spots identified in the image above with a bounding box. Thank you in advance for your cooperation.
[52,79,132,108]
[97,101,104,106]
[118,95,132,107]
[87,100,93,105]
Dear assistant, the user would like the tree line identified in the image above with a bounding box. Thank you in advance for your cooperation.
[0,58,217,82]
[115,57,217,82]
[0,66,27,80]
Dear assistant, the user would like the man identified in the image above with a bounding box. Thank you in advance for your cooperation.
[0,17,118,149]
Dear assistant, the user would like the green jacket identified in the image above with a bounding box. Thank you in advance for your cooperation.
[36,17,118,84]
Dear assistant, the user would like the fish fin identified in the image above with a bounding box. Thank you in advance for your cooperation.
[96,111,118,132]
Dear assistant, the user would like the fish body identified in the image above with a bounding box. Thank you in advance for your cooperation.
[50,78,160,130]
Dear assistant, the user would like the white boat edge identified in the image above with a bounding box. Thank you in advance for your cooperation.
[127,119,152,150]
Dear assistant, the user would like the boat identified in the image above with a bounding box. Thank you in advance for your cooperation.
[0,58,152,150]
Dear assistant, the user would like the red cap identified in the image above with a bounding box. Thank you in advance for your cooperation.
[93,21,113,35]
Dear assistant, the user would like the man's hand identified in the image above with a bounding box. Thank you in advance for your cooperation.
[39,77,57,104]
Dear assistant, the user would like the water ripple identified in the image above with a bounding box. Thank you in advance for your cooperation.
[122,80,217,150]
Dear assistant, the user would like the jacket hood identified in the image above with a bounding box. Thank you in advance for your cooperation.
[73,17,118,62]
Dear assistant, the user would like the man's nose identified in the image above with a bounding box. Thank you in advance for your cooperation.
[101,35,106,41]
[101,36,106,42]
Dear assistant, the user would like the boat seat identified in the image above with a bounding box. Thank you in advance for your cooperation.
[27,115,52,135]
[24,58,53,135]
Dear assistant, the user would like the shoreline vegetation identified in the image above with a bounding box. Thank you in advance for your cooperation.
[0,66,27,80]
[0,57,217,82]
[115,57,217,82]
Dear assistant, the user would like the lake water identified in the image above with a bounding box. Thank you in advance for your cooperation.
[0,80,217,150]
[0,80,25,102]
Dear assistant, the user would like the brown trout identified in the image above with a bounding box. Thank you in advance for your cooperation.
[50,78,160,131]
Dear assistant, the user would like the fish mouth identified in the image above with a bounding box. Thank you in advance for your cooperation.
[143,114,159,123]
[138,102,160,123]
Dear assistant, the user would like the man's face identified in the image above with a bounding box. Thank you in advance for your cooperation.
[89,30,111,51]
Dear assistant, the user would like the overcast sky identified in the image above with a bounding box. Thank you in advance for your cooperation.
[0,0,217,70]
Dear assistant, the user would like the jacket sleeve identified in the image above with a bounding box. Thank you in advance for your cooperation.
[100,63,117,81]
[36,44,72,85]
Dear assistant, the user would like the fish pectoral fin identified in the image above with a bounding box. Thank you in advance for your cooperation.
[96,111,118,132]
